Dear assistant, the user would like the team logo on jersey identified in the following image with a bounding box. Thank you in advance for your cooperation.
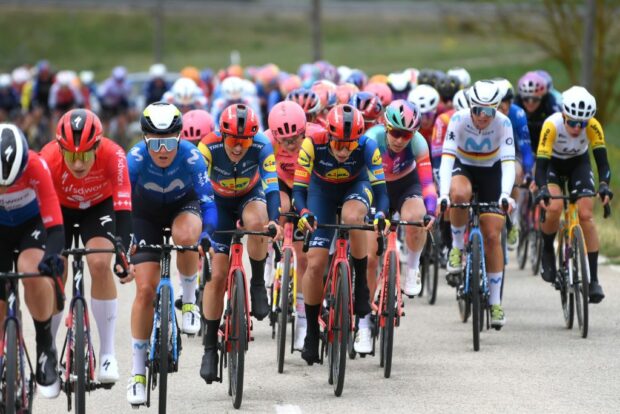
[364,187,373,204]
[464,138,491,152]
[371,149,382,166]
[326,168,350,180]
[220,177,250,190]
[262,154,277,172]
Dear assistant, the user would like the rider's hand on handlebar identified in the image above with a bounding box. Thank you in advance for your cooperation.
[298,209,316,233]
[38,253,64,277]
[599,182,613,206]
[265,220,283,241]
[438,195,450,215]
[535,186,551,209]
[423,214,435,230]
[373,212,390,236]
[498,193,514,213]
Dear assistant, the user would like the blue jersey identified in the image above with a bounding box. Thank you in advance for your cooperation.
[508,103,534,173]
[127,140,217,237]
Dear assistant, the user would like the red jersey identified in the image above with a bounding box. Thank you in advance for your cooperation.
[40,138,132,211]
[0,151,63,228]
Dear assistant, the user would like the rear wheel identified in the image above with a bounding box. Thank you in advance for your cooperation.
[381,252,397,378]
[329,262,349,397]
[158,285,170,414]
[470,233,482,352]
[276,249,292,373]
[517,227,529,270]
[73,300,87,414]
[4,318,18,411]
[572,227,589,338]
[229,270,247,409]
[558,231,574,329]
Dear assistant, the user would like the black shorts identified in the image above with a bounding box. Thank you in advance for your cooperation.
[62,197,116,250]
[131,196,201,264]
[278,178,292,200]
[100,99,129,121]
[0,216,46,272]
[547,153,595,194]
[386,174,422,214]
[452,159,503,215]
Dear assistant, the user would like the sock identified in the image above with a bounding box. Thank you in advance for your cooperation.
[542,232,556,252]
[488,272,503,305]
[180,273,198,304]
[296,293,305,318]
[250,255,267,286]
[358,314,371,330]
[51,311,64,344]
[203,318,220,350]
[131,338,148,376]
[352,256,370,317]
[588,251,599,283]
[304,303,320,339]
[451,225,466,250]
[33,317,53,352]
[91,298,117,357]
[407,248,422,271]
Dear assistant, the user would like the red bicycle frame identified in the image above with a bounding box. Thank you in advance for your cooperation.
[372,230,405,326]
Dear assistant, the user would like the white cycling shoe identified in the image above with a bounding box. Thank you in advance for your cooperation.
[353,327,373,354]
[127,375,147,405]
[402,268,422,297]
[182,303,201,335]
[97,354,119,383]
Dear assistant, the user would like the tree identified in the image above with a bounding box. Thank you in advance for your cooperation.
[498,0,620,123]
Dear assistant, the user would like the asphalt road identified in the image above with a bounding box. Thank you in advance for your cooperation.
[27,253,620,413]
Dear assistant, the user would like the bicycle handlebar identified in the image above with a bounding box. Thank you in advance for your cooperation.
[302,221,384,255]
[539,191,611,222]
[0,271,66,312]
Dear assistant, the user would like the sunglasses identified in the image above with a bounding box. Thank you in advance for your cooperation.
[62,149,95,163]
[144,136,179,152]
[387,125,414,141]
[471,106,497,118]
[329,136,359,152]
[565,118,588,129]
[222,133,254,149]
[523,97,541,104]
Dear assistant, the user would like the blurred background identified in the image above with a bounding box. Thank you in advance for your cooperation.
[0,0,618,256]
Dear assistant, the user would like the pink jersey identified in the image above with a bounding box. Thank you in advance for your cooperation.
[40,138,132,211]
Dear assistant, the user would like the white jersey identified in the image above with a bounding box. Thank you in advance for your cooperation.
[439,109,515,196]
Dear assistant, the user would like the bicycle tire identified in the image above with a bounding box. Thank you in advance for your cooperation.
[558,230,574,329]
[572,227,589,338]
[158,285,170,414]
[330,262,349,397]
[531,230,543,276]
[382,251,397,378]
[457,271,470,323]
[276,249,292,373]
[229,269,247,409]
[517,226,529,270]
[427,231,439,305]
[4,318,18,412]
[419,240,429,298]
[74,300,86,414]
[470,233,482,352]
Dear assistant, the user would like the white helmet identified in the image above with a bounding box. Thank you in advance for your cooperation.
[79,70,94,85]
[56,70,76,87]
[11,66,31,85]
[241,79,257,97]
[171,77,198,106]
[562,86,596,121]
[0,124,29,187]
[337,66,352,84]
[149,63,167,79]
[407,84,440,114]
[447,67,471,88]
[453,88,470,111]
[221,76,245,101]
[0,74,11,88]
[469,80,502,109]
[388,71,411,92]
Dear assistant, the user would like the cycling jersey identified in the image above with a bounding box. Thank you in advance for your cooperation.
[0,88,21,114]
[144,78,170,106]
[535,112,610,187]
[97,77,131,108]
[431,108,455,171]
[48,83,83,111]
[0,151,63,228]
[365,125,436,214]
[514,93,559,150]
[507,103,534,172]
[439,109,515,197]
[292,133,389,215]
[198,131,280,221]
[127,140,217,237]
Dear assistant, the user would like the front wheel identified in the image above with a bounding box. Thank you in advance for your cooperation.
[329,262,350,397]
[572,227,589,338]
[158,285,170,414]
[426,231,439,305]
[381,251,397,378]
[558,231,574,329]
[229,270,247,409]
[276,249,292,373]
[470,233,482,352]
[73,300,87,414]
[3,318,18,412]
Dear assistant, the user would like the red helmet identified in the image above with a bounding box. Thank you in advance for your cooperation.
[56,108,102,152]
[335,83,360,105]
[182,109,215,142]
[286,88,322,115]
[364,82,393,107]
[219,103,259,137]
[268,101,306,141]
[326,104,365,140]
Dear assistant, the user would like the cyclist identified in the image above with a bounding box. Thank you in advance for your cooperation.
[431,88,470,175]
[293,104,389,362]
[162,77,208,114]
[535,86,611,303]
[495,78,534,250]
[287,88,324,126]
[0,73,21,123]
[97,66,132,146]
[438,80,515,328]
[365,100,436,316]
[144,63,170,106]
[364,81,393,107]
[40,108,132,384]
[387,71,413,101]
[211,76,263,131]
[349,91,384,131]
[408,84,440,147]
[181,109,215,146]
[197,103,282,383]
[125,102,216,405]
[48,71,83,127]
[0,124,65,398]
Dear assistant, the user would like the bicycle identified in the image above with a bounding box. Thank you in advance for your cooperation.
[131,228,202,414]
[59,227,127,414]
[443,194,506,352]
[302,220,381,396]
[209,225,277,409]
[542,189,611,339]
[514,185,543,276]
[0,254,65,414]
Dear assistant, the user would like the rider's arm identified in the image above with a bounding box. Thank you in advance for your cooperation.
[363,137,389,216]
[587,118,612,185]
[412,133,438,215]
[498,115,516,195]
[292,137,315,214]
[534,119,557,187]
[513,105,534,173]
[186,144,218,237]
[438,118,459,197]
[106,140,133,249]
[430,113,448,172]
[258,136,281,221]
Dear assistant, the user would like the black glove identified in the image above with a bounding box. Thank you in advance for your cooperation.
[200,236,212,255]
[535,186,551,206]
[38,253,64,276]
[599,182,614,201]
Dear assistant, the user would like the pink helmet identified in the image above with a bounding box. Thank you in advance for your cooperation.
[181,109,215,142]
[364,82,393,107]
[279,75,302,96]
[518,71,547,98]
[268,101,307,141]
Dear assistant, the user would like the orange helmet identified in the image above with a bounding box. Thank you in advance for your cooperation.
[180,66,201,85]
[335,83,360,105]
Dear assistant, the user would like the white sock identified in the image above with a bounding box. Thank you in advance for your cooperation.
[296,293,305,317]
[510,204,519,227]
[180,273,197,304]
[91,298,117,357]
[131,338,148,376]
[451,225,466,250]
[488,272,503,305]
[51,311,64,345]
[358,314,371,330]
[407,248,422,272]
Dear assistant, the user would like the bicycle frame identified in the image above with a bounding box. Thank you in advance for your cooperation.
[272,219,298,320]
[373,230,405,324]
